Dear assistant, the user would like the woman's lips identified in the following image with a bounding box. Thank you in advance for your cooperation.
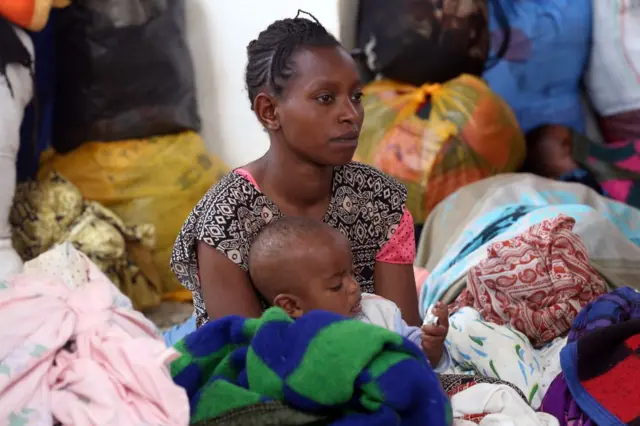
[331,130,360,142]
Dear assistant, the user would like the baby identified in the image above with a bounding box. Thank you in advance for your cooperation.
[521,124,605,195]
[248,216,451,372]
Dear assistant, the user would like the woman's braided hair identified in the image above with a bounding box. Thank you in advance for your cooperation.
[245,10,340,110]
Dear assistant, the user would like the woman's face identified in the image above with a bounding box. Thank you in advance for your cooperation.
[270,45,365,166]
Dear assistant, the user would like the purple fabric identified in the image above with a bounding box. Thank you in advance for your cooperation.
[540,288,640,425]
[567,287,640,342]
[539,373,595,426]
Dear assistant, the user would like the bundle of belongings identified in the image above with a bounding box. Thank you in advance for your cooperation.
[347,0,525,224]
[354,74,525,223]
[0,0,70,32]
[170,307,452,426]
[39,132,228,300]
[414,174,640,424]
[9,172,161,310]
[0,243,189,425]
[36,0,230,299]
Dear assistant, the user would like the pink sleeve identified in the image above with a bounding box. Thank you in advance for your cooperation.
[376,208,416,264]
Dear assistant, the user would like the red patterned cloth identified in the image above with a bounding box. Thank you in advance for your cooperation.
[452,214,607,347]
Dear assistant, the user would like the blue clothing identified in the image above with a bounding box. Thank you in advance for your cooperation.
[484,0,592,133]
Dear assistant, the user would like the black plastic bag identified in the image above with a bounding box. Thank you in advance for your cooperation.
[53,0,200,153]
[355,0,490,86]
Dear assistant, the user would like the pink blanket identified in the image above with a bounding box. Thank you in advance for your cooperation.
[0,245,189,425]
[452,215,607,347]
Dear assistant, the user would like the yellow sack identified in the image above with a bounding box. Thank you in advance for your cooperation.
[355,74,525,223]
[39,131,229,298]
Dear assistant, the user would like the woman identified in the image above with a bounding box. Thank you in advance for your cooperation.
[171,15,422,328]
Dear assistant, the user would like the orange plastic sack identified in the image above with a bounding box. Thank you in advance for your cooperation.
[39,131,229,298]
[0,0,69,32]
[355,74,525,223]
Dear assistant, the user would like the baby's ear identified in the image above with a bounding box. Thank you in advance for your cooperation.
[273,294,304,319]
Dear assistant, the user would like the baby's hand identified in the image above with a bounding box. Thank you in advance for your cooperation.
[421,302,449,368]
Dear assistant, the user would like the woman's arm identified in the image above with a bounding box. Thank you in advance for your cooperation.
[374,207,421,326]
[196,241,262,321]
[374,262,421,326]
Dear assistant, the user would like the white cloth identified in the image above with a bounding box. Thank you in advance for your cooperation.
[451,383,559,426]
[0,25,34,281]
[586,0,640,117]
[446,307,544,408]
[445,308,568,408]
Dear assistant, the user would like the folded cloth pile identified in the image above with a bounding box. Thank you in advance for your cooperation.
[0,244,189,425]
[450,383,558,426]
[453,214,607,347]
[171,307,451,426]
[539,287,640,426]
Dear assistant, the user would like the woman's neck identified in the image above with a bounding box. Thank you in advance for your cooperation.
[254,148,335,212]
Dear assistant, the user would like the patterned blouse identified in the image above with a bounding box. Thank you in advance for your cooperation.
[171,162,416,327]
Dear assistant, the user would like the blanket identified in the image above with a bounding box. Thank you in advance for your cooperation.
[561,320,640,426]
[0,243,188,425]
[415,174,640,316]
[453,215,607,347]
[540,287,640,426]
[171,308,451,426]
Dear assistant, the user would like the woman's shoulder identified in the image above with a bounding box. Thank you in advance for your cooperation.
[338,162,408,200]
[194,169,259,210]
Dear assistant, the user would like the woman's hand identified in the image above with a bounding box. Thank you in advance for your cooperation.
[197,242,263,321]
[374,262,421,326]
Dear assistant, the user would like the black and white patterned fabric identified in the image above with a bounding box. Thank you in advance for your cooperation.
[171,162,407,327]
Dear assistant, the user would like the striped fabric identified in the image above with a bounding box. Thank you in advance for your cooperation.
[170,307,451,425]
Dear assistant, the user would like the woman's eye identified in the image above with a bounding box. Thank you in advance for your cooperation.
[316,94,334,104]
[351,92,364,103]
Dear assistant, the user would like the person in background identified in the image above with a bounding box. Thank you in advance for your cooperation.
[171,13,422,329]
[522,124,606,196]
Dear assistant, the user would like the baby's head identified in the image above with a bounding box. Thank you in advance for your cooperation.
[249,217,361,319]
[522,124,578,178]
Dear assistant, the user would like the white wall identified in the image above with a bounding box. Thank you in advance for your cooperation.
[185,0,341,167]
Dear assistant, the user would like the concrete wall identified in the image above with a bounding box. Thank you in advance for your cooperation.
[184,0,342,167]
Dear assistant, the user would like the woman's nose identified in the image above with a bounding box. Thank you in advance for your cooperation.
[338,98,361,124]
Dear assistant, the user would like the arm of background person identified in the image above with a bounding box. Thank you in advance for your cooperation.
[196,241,263,321]
[375,262,421,326]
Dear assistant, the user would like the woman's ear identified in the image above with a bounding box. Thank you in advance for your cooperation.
[273,294,304,319]
[253,93,280,131]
